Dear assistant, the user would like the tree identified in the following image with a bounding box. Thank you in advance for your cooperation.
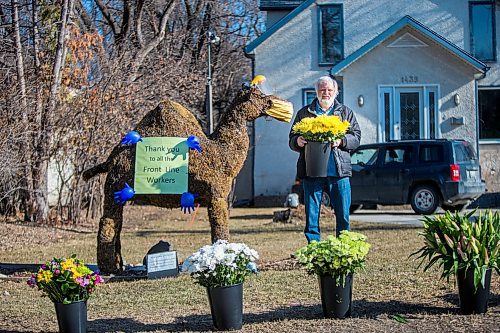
[0,0,264,226]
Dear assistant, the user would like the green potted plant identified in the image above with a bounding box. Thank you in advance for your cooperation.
[27,255,103,333]
[181,240,259,331]
[411,209,499,314]
[291,114,350,177]
[294,231,370,318]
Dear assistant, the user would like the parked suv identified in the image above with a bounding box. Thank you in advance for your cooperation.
[350,139,485,214]
[291,139,485,215]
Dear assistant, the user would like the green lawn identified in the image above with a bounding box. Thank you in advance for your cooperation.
[1,206,498,332]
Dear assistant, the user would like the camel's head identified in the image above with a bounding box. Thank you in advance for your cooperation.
[236,77,294,123]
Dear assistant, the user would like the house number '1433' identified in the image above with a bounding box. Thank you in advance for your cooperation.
[401,75,418,83]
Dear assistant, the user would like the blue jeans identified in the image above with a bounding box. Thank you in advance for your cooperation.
[303,177,351,243]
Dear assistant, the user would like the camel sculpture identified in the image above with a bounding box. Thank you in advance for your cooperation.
[83,85,293,273]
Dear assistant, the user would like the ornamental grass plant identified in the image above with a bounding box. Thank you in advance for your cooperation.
[181,240,259,288]
[27,255,103,304]
[411,209,500,290]
[295,231,371,286]
[291,114,350,143]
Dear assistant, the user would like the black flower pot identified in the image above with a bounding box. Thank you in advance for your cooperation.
[318,274,352,319]
[54,300,87,333]
[207,283,243,330]
[457,268,491,314]
[305,142,331,177]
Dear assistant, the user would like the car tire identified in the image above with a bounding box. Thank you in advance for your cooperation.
[442,204,466,213]
[410,185,440,215]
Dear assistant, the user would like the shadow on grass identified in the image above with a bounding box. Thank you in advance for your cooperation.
[230,213,274,220]
[439,291,500,308]
[88,299,457,332]
[134,227,303,237]
[352,299,455,317]
[88,316,214,332]
[134,223,420,238]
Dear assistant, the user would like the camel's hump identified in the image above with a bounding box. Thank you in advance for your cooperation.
[135,99,206,139]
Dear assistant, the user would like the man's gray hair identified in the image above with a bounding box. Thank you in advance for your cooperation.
[315,76,338,93]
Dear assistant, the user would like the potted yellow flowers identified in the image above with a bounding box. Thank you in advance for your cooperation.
[27,255,103,333]
[291,115,350,177]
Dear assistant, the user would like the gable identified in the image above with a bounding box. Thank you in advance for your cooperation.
[330,16,488,75]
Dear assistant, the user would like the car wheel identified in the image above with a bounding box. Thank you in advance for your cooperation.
[410,185,440,215]
[442,204,466,213]
[350,204,362,214]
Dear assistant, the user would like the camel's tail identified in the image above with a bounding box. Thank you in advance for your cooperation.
[83,162,110,181]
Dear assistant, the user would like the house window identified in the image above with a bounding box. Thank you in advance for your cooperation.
[318,5,343,65]
[478,88,500,140]
[303,89,316,106]
[469,2,496,61]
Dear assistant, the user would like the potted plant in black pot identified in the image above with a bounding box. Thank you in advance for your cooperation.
[295,231,370,318]
[181,240,259,331]
[411,209,499,314]
[291,114,350,177]
[27,255,103,333]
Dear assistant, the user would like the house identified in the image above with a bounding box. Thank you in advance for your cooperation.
[234,0,499,206]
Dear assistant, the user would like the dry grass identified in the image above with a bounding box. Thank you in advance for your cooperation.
[0,205,499,333]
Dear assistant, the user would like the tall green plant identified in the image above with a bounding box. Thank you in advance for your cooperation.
[411,210,500,290]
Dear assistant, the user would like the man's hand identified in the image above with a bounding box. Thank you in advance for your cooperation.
[297,136,307,148]
[331,139,342,148]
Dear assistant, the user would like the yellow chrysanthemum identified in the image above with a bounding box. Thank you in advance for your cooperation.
[37,270,53,283]
[292,115,350,142]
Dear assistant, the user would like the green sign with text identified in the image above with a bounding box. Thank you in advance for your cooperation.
[134,137,188,194]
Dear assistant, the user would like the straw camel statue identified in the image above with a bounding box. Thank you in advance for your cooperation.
[83,85,293,273]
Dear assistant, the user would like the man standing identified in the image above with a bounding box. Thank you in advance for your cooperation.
[289,76,361,243]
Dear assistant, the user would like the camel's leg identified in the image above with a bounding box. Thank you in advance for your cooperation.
[208,197,230,242]
[97,181,124,273]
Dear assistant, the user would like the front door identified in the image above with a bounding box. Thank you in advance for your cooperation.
[379,85,439,142]
[396,88,423,140]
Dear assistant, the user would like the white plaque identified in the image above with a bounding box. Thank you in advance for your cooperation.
[146,251,178,278]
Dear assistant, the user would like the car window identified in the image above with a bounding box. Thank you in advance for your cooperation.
[383,146,412,166]
[453,141,476,162]
[419,145,443,163]
[352,148,378,166]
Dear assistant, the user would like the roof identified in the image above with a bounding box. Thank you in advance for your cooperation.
[330,16,488,75]
[246,0,314,54]
[259,0,305,10]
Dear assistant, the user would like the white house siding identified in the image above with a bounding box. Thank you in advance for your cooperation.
[253,6,318,197]
[250,0,498,197]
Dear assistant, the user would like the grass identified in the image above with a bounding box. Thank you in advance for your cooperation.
[0,206,499,332]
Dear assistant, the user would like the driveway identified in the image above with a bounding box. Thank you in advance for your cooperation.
[351,208,498,227]
[351,209,424,226]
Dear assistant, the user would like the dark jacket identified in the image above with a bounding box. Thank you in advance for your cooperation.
[289,98,361,179]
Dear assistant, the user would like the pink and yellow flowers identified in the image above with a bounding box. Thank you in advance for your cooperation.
[27,255,103,304]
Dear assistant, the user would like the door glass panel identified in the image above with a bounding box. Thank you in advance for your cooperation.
[429,92,435,139]
[400,92,420,140]
[384,93,390,141]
